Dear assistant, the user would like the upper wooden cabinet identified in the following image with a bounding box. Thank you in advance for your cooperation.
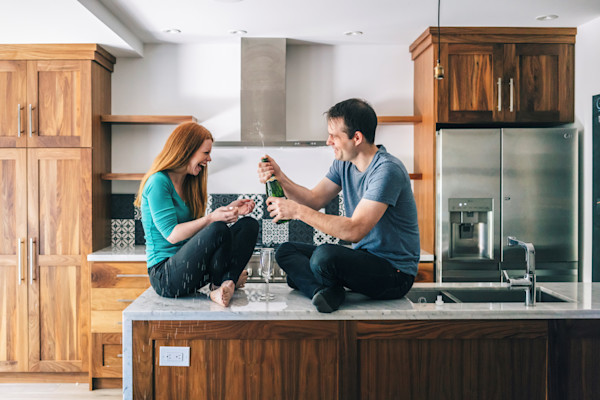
[0,45,115,147]
[411,27,576,125]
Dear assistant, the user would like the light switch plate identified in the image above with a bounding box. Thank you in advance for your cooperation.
[159,346,190,367]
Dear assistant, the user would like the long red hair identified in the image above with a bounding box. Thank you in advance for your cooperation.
[134,122,213,219]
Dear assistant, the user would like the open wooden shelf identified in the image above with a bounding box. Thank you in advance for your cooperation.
[100,115,197,124]
[101,173,144,180]
[377,116,422,124]
[102,172,423,181]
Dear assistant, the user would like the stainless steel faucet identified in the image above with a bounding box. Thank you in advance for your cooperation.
[503,236,536,306]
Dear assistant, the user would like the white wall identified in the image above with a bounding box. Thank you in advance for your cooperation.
[111,42,414,194]
[575,16,600,281]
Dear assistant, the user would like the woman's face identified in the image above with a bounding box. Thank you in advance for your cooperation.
[186,139,213,176]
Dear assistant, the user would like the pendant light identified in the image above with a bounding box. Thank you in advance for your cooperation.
[434,0,444,80]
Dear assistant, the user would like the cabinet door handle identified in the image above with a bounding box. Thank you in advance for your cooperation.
[497,78,502,112]
[17,104,23,137]
[509,78,514,112]
[29,238,36,284]
[28,104,35,137]
[117,299,134,303]
[18,238,24,285]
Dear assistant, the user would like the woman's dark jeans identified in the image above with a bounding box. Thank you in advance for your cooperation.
[276,242,415,300]
[148,217,258,298]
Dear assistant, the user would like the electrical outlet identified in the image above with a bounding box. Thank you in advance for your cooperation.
[159,346,190,367]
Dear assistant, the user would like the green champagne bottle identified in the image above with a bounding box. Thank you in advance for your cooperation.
[262,157,289,224]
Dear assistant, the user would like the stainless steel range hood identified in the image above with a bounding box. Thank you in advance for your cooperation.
[214,38,326,147]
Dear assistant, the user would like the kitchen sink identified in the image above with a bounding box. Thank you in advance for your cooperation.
[405,287,572,304]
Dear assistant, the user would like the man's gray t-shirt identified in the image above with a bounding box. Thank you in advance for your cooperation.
[325,145,420,276]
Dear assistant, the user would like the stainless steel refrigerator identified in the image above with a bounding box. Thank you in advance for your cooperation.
[436,128,578,282]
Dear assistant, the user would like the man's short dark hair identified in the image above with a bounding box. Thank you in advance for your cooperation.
[326,98,378,144]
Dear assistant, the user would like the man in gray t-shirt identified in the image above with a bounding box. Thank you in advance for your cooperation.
[257,98,420,313]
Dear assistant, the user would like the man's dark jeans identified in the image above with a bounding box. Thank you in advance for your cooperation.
[275,242,414,301]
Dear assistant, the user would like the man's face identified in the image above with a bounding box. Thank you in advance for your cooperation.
[326,118,356,161]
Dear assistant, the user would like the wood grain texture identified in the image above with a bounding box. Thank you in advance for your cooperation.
[91,311,124,333]
[100,115,197,124]
[548,320,600,400]
[91,262,149,288]
[0,61,27,147]
[377,116,422,124]
[359,337,547,400]
[91,288,147,311]
[412,44,435,253]
[27,61,89,148]
[504,43,574,123]
[91,333,122,379]
[133,320,342,400]
[0,150,28,372]
[129,319,576,400]
[0,44,115,72]
[90,62,112,252]
[0,45,114,380]
[27,149,86,372]
[415,262,434,282]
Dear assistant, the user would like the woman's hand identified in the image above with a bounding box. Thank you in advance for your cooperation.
[210,206,239,224]
[257,155,281,184]
[227,199,255,216]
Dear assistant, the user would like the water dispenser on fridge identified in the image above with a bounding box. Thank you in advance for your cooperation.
[448,198,494,260]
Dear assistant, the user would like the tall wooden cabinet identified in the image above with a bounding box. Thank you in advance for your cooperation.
[409,27,576,256]
[0,45,113,376]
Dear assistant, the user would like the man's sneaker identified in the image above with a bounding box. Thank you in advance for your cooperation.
[312,286,346,313]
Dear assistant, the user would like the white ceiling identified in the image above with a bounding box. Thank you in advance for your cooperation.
[1,0,600,57]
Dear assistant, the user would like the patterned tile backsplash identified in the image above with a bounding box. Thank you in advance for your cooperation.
[111,194,349,248]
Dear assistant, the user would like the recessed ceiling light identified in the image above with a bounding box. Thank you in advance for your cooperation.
[536,14,559,21]
[229,30,247,35]
[344,31,363,36]
[163,29,181,34]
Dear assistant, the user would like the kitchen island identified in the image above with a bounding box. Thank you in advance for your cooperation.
[122,282,600,400]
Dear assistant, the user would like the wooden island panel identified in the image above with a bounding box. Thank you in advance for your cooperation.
[128,319,600,400]
[133,320,344,400]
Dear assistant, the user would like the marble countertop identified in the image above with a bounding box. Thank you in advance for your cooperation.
[88,245,435,262]
[122,282,600,321]
[121,282,600,399]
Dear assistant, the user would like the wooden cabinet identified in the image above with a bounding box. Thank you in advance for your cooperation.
[437,40,574,124]
[409,27,576,256]
[0,55,113,147]
[90,261,149,388]
[0,45,113,377]
[130,319,600,399]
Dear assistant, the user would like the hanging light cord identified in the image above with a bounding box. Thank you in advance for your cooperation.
[437,0,441,63]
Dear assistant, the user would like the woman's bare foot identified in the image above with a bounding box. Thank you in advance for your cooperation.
[209,280,235,307]
[236,269,249,289]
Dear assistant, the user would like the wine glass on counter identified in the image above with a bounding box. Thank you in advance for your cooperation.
[259,247,275,301]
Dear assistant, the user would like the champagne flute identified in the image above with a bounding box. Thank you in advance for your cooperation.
[259,248,275,301]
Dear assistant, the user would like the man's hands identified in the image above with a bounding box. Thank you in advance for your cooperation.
[257,155,281,184]
[266,197,300,223]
